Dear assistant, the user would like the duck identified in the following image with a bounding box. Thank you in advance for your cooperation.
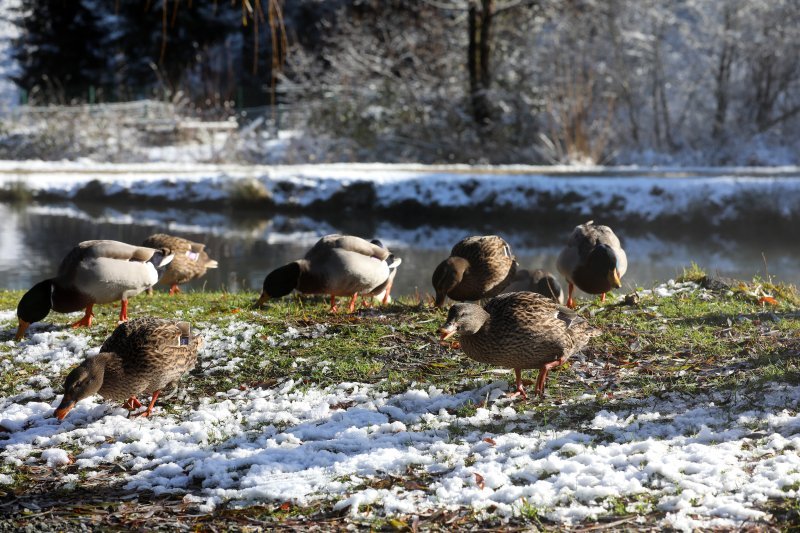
[432,235,517,307]
[556,221,627,308]
[141,233,218,295]
[15,240,174,341]
[439,291,597,399]
[256,234,402,313]
[502,268,565,304]
[54,317,203,420]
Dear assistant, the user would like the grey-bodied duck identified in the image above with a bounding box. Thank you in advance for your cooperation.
[432,235,517,307]
[439,291,597,399]
[256,234,402,313]
[556,221,627,308]
[141,233,218,295]
[54,317,203,420]
[15,240,174,340]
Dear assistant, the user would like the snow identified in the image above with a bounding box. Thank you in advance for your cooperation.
[0,0,20,110]
[1,161,799,223]
[0,290,796,529]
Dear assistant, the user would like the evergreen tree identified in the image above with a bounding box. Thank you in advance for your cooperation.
[12,0,108,103]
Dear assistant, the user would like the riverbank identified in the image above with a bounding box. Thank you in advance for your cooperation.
[1,273,799,530]
[2,162,800,228]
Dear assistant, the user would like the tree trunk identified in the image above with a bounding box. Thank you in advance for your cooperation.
[468,0,493,126]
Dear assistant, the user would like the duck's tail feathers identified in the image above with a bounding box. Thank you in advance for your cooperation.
[205,259,219,269]
[386,255,402,270]
[149,249,175,270]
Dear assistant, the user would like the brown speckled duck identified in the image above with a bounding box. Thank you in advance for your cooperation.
[54,317,203,420]
[141,233,218,295]
[439,292,597,399]
[556,221,627,308]
[15,241,174,341]
[502,268,565,304]
[256,234,402,313]
[432,236,517,307]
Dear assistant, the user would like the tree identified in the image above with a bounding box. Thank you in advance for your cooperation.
[12,0,108,102]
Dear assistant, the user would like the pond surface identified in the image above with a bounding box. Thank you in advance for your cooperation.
[1,201,797,299]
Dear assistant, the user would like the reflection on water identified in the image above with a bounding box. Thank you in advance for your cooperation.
[0,202,797,298]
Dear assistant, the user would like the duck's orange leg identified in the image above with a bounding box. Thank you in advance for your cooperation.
[122,396,142,410]
[360,296,373,308]
[505,368,528,400]
[381,278,394,306]
[71,304,94,328]
[534,355,570,397]
[329,295,339,313]
[600,292,606,302]
[168,284,181,296]
[347,293,358,313]
[132,390,161,418]
[118,300,129,323]
[566,283,576,309]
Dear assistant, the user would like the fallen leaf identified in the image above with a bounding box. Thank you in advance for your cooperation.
[231,308,241,314]
[279,501,291,511]
[759,296,779,306]
[483,437,497,446]
[474,472,485,489]
[388,518,409,531]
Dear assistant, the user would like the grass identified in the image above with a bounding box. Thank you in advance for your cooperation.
[1,275,800,530]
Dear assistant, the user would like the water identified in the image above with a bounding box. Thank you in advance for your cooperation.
[1,201,796,299]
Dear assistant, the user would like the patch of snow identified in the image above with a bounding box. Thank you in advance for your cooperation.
[0,311,797,529]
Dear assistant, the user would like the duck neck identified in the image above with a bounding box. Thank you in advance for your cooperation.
[296,259,324,293]
[93,352,124,398]
[51,283,93,313]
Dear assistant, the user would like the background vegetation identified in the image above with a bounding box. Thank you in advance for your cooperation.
[7,0,800,164]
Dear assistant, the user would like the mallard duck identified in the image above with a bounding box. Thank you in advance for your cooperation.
[141,233,218,295]
[15,241,174,341]
[432,235,517,307]
[556,221,627,308]
[503,268,565,304]
[54,317,203,420]
[256,234,402,313]
[439,292,597,399]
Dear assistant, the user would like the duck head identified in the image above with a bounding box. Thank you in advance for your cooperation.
[588,244,622,289]
[438,303,489,340]
[15,280,53,341]
[54,355,107,420]
[256,262,302,306]
[432,257,469,308]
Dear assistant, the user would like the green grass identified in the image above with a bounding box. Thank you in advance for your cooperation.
[1,275,800,530]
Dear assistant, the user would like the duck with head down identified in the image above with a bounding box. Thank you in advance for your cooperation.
[432,235,517,308]
[15,240,174,341]
[256,234,401,313]
[439,292,597,399]
[556,221,627,308]
[54,317,203,420]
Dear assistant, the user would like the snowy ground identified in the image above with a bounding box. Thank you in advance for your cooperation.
[1,161,800,223]
[1,284,799,530]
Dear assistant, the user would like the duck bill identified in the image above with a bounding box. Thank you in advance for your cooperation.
[54,401,75,421]
[254,293,269,308]
[608,268,622,289]
[439,326,457,341]
[14,320,30,342]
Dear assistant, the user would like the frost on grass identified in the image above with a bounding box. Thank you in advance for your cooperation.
[1,293,799,531]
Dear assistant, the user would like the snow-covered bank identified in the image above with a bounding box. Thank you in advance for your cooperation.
[1,287,798,531]
[2,161,800,223]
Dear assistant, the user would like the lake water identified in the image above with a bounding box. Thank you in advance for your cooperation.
[1,201,797,299]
